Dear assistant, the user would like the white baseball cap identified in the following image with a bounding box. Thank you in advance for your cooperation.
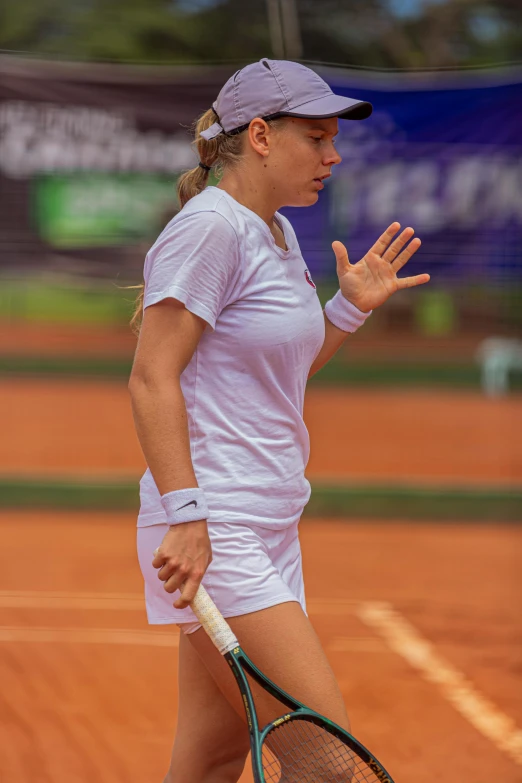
[200,57,373,140]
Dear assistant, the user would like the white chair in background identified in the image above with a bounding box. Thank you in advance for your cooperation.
[475,337,522,396]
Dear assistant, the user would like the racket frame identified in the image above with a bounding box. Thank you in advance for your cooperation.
[225,644,395,783]
[189,583,394,783]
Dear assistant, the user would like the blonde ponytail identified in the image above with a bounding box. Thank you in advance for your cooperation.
[127,107,286,337]
[176,105,253,208]
[127,284,144,338]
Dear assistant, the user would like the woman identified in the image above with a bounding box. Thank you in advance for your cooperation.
[128,57,427,783]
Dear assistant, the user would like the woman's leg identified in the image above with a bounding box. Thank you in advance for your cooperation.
[187,599,350,732]
[165,630,251,783]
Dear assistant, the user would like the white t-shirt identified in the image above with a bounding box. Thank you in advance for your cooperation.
[138,185,325,529]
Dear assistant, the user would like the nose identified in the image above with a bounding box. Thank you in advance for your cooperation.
[324,141,342,166]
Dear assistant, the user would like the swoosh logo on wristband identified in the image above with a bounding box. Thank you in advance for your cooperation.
[176,500,198,511]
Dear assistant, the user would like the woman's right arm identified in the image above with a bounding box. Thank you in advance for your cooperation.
[128,297,212,610]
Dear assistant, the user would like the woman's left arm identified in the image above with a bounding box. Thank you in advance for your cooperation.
[308,221,429,379]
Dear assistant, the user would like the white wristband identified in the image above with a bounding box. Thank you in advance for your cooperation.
[324,289,373,333]
[160,487,209,526]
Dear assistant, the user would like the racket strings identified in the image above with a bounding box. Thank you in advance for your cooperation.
[262,718,385,782]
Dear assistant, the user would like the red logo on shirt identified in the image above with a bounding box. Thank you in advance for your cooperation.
[304,269,316,289]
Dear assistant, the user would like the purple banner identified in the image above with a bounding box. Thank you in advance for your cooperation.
[1,57,520,284]
[283,67,522,284]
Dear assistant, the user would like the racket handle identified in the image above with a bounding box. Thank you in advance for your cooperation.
[190,583,239,655]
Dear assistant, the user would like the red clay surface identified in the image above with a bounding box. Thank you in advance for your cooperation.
[2,320,137,357]
[0,512,520,783]
[1,318,501,362]
[1,378,521,487]
[1,348,521,781]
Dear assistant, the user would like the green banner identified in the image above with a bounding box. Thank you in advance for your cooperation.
[34,173,180,247]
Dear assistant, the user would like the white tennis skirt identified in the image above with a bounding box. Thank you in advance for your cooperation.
[136,518,307,633]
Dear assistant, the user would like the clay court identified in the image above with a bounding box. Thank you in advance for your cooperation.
[1,378,521,486]
[0,513,521,782]
[1,377,521,782]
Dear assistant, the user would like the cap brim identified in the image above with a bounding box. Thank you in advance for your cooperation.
[282,94,373,121]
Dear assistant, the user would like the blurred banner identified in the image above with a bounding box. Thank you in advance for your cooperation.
[0,56,521,284]
[320,66,522,287]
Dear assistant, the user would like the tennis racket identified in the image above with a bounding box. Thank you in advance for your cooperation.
[190,584,395,783]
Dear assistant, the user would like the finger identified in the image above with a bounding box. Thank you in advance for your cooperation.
[382,227,415,264]
[152,548,166,569]
[391,237,422,273]
[173,576,203,610]
[331,240,351,277]
[396,273,431,290]
[163,568,188,594]
[370,222,401,257]
[156,560,178,582]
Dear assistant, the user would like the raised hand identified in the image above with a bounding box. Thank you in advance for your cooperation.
[331,222,429,314]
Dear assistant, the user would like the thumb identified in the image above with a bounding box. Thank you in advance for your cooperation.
[332,240,351,278]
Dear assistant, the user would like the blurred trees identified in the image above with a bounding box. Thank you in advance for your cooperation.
[298,0,522,69]
[0,0,520,68]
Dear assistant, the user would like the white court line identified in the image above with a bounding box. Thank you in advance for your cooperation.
[4,587,522,767]
[0,626,381,654]
[0,591,360,614]
[0,592,365,651]
[358,601,522,767]
[0,590,144,610]
[0,626,179,646]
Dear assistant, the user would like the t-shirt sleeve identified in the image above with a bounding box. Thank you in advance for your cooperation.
[143,210,240,331]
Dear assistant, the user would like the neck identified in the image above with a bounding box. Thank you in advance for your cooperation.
[214,171,282,230]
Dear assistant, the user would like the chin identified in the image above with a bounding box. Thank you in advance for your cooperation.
[305,191,320,206]
[287,190,320,208]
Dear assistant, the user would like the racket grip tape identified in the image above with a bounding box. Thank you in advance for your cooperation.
[190,583,239,655]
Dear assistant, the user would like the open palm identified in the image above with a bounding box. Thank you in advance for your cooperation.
[332,222,429,314]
